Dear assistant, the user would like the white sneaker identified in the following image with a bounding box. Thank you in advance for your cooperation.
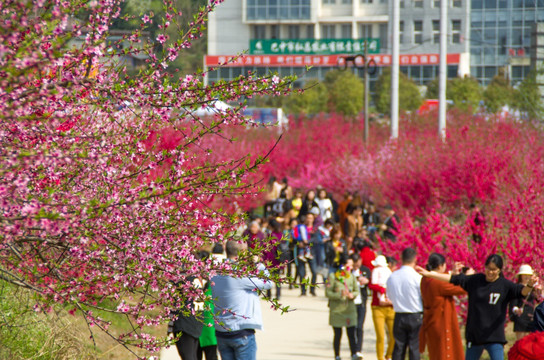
[353,352,364,360]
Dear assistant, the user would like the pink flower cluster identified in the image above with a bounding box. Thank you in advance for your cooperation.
[0,0,292,355]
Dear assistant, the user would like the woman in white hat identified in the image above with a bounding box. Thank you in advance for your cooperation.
[368,255,395,360]
[510,264,541,340]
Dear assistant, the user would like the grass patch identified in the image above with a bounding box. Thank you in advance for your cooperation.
[0,280,169,359]
[0,280,97,359]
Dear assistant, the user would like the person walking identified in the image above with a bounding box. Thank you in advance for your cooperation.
[212,241,272,360]
[326,254,362,360]
[172,276,205,360]
[316,188,334,221]
[419,253,466,360]
[293,214,319,296]
[368,255,395,360]
[386,248,423,360]
[351,253,371,360]
[345,205,364,252]
[417,254,538,360]
[242,220,265,251]
[380,205,399,242]
[510,264,541,340]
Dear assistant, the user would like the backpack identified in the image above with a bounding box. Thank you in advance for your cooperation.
[272,198,291,214]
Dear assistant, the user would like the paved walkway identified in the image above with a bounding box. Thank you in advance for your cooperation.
[160,285,379,360]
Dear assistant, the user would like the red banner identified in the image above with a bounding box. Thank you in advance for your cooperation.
[205,53,461,68]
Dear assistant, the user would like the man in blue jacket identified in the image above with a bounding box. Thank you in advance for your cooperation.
[212,240,272,360]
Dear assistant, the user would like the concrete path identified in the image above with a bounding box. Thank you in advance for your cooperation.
[160,285,379,360]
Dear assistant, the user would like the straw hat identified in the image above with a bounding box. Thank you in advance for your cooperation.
[516,264,534,277]
[372,255,388,267]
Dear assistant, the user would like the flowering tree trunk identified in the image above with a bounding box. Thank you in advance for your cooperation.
[0,0,292,355]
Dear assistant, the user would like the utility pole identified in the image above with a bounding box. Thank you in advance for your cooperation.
[364,39,370,145]
[438,0,448,140]
[337,53,376,144]
[391,0,400,139]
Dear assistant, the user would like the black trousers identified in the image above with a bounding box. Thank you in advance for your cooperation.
[355,303,367,352]
[175,332,199,360]
[197,344,218,360]
[392,312,423,360]
[333,326,357,357]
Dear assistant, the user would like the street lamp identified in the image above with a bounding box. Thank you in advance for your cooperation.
[337,50,377,145]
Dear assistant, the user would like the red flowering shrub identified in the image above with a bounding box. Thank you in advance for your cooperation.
[208,110,544,280]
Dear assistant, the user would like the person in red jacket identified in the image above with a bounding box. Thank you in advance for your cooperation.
[357,238,377,271]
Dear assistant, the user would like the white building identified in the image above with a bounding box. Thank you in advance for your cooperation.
[205,0,471,88]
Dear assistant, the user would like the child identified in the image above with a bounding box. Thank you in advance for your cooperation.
[291,215,313,262]
[290,189,303,219]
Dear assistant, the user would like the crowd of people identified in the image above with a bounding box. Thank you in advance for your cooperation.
[171,177,544,360]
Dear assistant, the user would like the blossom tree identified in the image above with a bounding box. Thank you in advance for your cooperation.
[0,0,293,356]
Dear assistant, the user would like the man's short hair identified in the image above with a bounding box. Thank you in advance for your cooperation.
[226,240,245,258]
[212,243,224,255]
[401,248,417,264]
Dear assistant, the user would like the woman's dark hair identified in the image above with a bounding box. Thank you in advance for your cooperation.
[330,226,342,240]
[426,253,446,271]
[336,252,348,267]
[346,203,363,214]
[350,253,361,263]
[270,219,283,233]
[198,250,210,260]
[386,256,398,267]
[485,254,504,274]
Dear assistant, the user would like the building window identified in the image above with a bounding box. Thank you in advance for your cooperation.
[432,20,440,43]
[246,0,311,20]
[379,23,388,51]
[307,24,315,39]
[322,24,337,38]
[361,0,374,4]
[433,0,440,7]
[413,20,423,44]
[400,21,404,44]
[360,24,373,38]
[414,0,424,7]
[288,25,301,39]
[342,0,353,3]
[452,20,461,43]
[452,0,462,6]
[342,24,353,38]
[323,0,336,4]
[270,25,280,39]
[252,25,266,39]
